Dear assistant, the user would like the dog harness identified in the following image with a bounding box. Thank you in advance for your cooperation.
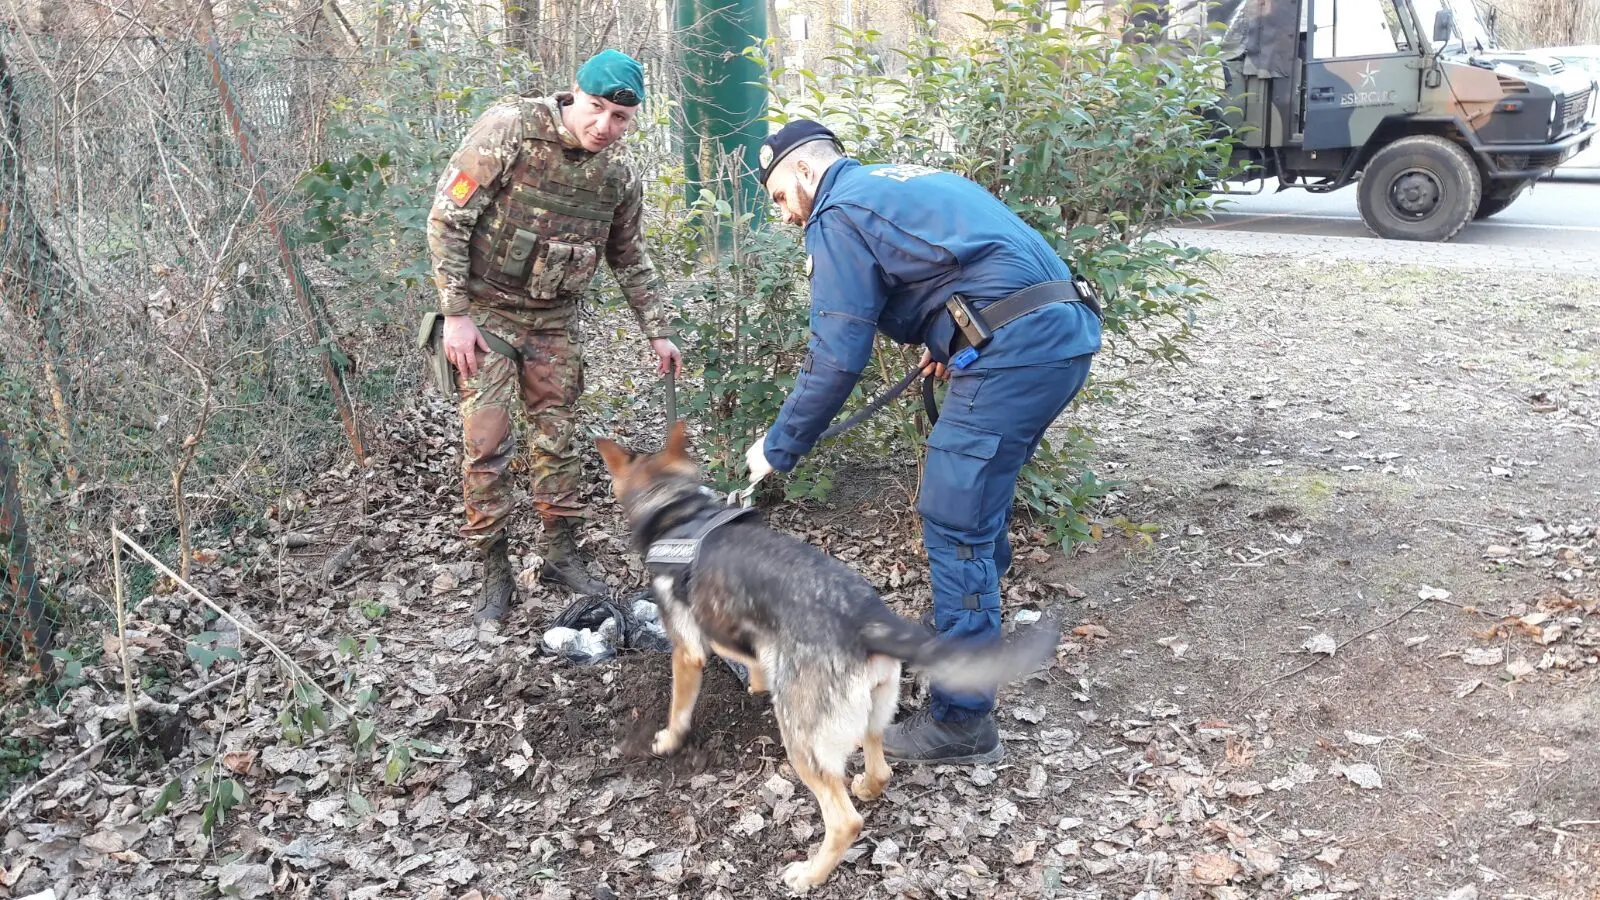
[644,504,762,576]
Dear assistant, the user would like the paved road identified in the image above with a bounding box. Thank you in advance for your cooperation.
[1158,159,1600,275]
[1186,169,1600,250]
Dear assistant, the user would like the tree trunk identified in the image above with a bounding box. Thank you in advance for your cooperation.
[0,431,53,674]
[505,0,540,54]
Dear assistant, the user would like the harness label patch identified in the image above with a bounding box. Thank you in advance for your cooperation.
[646,539,699,566]
[446,169,479,206]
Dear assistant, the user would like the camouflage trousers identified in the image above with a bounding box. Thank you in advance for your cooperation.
[458,309,585,549]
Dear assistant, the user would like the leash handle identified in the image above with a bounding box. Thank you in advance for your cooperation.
[664,370,677,425]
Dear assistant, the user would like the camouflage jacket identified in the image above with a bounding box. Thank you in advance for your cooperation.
[426,92,673,339]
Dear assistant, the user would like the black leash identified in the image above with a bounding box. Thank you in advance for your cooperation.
[662,361,939,446]
[819,364,938,441]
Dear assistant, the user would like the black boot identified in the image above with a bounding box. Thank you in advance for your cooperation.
[473,535,515,623]
[883,708,1003,765]
[538,519,609,596]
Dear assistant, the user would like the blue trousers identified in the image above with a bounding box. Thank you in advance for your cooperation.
[918,353,1094,721]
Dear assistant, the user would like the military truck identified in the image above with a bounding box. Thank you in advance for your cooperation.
[1196,0,1598,240]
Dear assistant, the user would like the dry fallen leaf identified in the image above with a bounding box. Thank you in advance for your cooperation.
[1462,647,1504,666]
[730,811,765,836]
[1157,635,1190,659]
[872,838,901,867]
[1190,852,1242,886]
[1226,781,1264,798]
[80,831,126,855]
[1538,747,1571,764]
[1302,633,1337,656]
[223,750,257,776]
[1337,762,1383,790]
[1010,705,1046,723]
[1073,623,1111,640]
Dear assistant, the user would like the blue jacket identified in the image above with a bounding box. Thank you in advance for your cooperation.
[763,159,1102,472]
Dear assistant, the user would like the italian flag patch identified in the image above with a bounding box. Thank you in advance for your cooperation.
[446,169,479,206]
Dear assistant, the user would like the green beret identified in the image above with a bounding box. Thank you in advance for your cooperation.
[577,50,645,106]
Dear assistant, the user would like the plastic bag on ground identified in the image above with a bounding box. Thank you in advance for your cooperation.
[543,589,672,665]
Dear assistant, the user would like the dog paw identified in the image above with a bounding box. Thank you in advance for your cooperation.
[781,861,821,894]
[851,773,885,802]
[651,728,685,756]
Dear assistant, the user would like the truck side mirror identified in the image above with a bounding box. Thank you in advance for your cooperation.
[1432,8,1454,43]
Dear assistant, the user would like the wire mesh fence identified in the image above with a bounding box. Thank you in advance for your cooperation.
[0,25,358,677]
[0,6,703,686]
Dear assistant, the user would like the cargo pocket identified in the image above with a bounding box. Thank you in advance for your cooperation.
[529,240,601,297]
[942,370,984,415]
[916,420,1002,533]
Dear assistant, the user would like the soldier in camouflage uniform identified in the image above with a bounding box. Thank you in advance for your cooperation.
[427,49,682,622]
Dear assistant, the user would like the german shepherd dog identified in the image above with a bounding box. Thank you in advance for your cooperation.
[596,422,1061,893]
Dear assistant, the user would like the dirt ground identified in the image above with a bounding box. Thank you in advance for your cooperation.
[3,251,1597,900]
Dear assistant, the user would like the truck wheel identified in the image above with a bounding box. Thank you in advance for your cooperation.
[1356,136,1481,242]
[1474,179,1532,220]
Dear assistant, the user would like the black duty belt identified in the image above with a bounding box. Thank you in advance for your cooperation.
[947,277,1103,366]
[814,276,1105,441]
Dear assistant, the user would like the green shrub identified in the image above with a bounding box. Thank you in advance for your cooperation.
[670,0,1239,543]
[295,7,541,321]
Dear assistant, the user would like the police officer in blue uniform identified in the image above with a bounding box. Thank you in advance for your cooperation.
[743,120,1103,765]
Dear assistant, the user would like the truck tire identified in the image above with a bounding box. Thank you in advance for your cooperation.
[1356,136,1481,242]
[1474,179,1532,220]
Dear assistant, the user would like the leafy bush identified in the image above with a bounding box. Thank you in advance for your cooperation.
[763,0,1234,364]
[295,9,541,320]
[682,0,1241,543]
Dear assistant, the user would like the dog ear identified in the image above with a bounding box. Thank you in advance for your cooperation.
[595,437,631,475]
[663,419,690,462]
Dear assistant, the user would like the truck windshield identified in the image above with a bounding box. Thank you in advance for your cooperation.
[1413,0,1493,53]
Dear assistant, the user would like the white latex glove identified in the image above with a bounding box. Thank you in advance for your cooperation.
[745,431,774,484]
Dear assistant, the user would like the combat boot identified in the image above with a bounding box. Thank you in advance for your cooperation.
[538,519,609,596]
[882,708,1003,765]
[474,535,515,623]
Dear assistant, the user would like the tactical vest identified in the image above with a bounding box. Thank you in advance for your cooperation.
[467,97,625,308]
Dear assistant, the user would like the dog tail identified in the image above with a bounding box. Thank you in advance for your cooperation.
[860,612,1062,692]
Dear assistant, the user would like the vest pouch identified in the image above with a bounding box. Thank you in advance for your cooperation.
[499,228,539,283]
[416,311,458,395]
[529,239,601,298]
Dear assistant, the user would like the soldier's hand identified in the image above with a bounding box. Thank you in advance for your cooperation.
[444,315,491,380]
[650,338,683,377]
[918,348,949,381]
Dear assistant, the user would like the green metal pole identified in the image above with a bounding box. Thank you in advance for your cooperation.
[677,0,769,246]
